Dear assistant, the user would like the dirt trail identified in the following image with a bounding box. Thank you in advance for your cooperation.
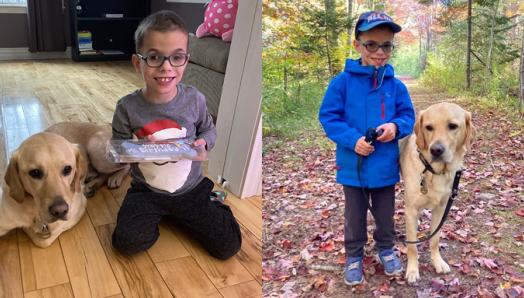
[262,81,524,297]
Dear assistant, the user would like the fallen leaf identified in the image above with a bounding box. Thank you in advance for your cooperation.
[515,208,524,217]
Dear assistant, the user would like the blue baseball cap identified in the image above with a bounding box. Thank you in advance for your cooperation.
[354,11,401,38]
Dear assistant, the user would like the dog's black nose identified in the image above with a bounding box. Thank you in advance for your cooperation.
[49,199,69,220]
[430,144,445,157]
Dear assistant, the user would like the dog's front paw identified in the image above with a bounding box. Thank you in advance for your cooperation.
[84,186,96,198]
[432,256,450,274]
[107,167,129,189]
[405,268,420,284]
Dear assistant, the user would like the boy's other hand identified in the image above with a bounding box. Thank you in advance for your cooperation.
[376,123,397,143]
[355,137,374,156]
[193,138,206,148]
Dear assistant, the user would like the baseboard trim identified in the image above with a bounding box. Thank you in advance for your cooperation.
[0,47,71,61]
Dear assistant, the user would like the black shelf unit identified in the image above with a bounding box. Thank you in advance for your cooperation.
[70,0,150,61]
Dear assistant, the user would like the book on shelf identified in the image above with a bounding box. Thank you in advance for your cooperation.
[79,50,100,55]
[78,30,93,51]
[99,50,125,55]
[105,13,124,18]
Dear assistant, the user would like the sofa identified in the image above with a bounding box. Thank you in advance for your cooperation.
[182,35,231,122]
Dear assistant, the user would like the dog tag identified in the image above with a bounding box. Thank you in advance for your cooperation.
[420,177,428,194]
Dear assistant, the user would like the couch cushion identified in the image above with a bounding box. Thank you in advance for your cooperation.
[188,35,230,74]
[182,62,224,122]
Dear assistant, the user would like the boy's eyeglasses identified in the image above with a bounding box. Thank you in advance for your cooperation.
[359,40,395,53]
[136,53,190,68]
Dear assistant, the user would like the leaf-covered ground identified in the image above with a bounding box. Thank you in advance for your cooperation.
[262,82,524,297]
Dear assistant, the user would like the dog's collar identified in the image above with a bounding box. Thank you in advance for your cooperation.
[417,149,444,175]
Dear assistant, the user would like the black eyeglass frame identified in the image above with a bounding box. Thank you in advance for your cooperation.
[136,53,190,68]
[358,40,395,53]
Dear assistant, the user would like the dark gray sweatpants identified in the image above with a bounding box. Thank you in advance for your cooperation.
[343,185,396,258]
[112,177,242,259]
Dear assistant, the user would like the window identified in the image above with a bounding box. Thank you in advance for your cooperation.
[0,0,26,13]
[0,0,27,7]
[0,0,26,5]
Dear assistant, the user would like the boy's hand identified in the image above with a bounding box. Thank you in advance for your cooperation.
[355,137,374,156]
[193,138,206,148]
[376,123,397,143]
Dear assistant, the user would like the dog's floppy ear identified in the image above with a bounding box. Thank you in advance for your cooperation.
[71,145,87,193]
[462,111,475,151]
[5,151,27,203]
[414,110,427,150]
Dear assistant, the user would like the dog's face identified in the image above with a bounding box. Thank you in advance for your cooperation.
[5,132,87,224]
[414,102,475,163]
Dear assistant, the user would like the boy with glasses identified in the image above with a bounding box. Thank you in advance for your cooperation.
[319,11,415,285]
[111,10,241,259]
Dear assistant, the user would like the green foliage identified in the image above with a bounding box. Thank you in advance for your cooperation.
[390,44,424,77]
[419,52,467,93]
[262,76,327,138]
[419,0,521,110]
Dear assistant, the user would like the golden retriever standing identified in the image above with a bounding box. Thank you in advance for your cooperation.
[400,102,475,283]
[0,132,88,247]
[46,122,130,197]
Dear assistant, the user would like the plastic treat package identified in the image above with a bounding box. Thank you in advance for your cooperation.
[106,138,207,163]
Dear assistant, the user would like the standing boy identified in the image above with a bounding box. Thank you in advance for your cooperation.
[319,11,415,285]
[111,10,241,259]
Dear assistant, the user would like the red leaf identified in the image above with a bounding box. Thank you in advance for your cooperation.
[320,240,335,252]
[281,239,293,249]
[460,263,471,274]
[515,208,524,217]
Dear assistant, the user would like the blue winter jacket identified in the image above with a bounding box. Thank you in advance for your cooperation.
[319,59,415,188]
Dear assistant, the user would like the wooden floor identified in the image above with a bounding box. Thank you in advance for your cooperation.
[0,60,262,298]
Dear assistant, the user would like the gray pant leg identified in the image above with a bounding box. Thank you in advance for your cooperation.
[369,185,396,251]
[343,186,369,258]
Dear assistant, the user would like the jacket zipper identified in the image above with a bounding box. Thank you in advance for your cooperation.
[381,93,385,120]
[373,68,378,89]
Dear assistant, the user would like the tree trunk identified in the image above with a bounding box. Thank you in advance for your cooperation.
[466,0,472,89]
[347,0,354,56]
[324,0,337,48]
[486,0,499,75]
[325,31,334,77]
[519,26,524,116]
[324,0,336,76]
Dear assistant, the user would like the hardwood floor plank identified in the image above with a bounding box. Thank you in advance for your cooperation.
[24,283,74,298]
[59,215,121,298]
[218,280,261,298]
[155,256,221,298]
[247,196,262,211]
[95,224,172,298]
[108,176,131,206]
[86,187,121,227]
[0,231,24,298]
[19,238,69,290]
[173,225,253,289]
[18,233,37,292]
[225,196,262,240]
[235,225,262,284]
[147,223,190,263]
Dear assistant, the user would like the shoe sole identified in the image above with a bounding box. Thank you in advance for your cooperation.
[383,268,403,276]
[344,277,364,286]
[376,255,403,276]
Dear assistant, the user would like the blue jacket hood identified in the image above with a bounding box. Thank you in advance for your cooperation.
[344,59,395,90]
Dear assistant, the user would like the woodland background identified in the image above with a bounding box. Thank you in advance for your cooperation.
[263,0,524,138]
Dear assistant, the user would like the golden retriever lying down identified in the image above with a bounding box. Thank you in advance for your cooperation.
[400,102,475,283]
[0,132,87,247]
[46,122,130,198]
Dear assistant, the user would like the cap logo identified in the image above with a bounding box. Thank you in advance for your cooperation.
[365,12,392,22]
